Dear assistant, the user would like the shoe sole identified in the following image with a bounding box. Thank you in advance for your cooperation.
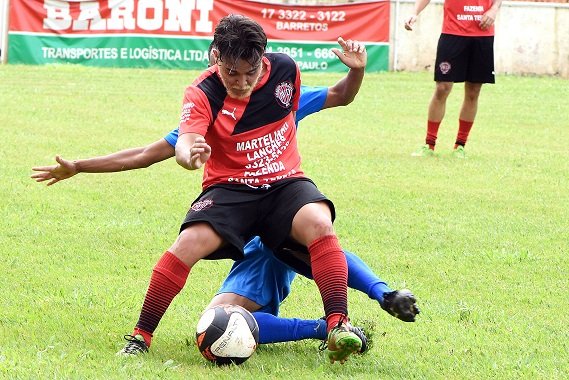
[326,335,362,364]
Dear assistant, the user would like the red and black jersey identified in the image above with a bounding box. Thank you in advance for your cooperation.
[179,53,303,190]
[443,0,495,37]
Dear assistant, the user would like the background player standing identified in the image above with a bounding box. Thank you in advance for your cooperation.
[406,0,502,158]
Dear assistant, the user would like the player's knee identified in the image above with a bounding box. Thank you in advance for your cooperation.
[168,225,217,266]
[464,89,481,102]
[434,82,452,98]
[309,218,335,239]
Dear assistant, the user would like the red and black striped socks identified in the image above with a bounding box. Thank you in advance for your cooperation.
[133,251,190,347]
[308,235,349,332]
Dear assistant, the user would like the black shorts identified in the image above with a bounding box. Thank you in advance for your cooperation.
[180,178,334,260]
[434,34,495,84]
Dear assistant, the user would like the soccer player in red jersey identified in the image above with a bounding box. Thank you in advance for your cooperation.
[117,14,361,364]
[32,36,419,354]
[405,0,502,158]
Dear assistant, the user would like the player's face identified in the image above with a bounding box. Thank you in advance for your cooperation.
[216,57,263,100]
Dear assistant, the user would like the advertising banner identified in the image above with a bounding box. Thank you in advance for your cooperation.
[8,0,389,71]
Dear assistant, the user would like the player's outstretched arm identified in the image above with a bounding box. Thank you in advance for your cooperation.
[31,139,174,186]
[404,0,432,31]
[325,37,367,109]
[175,133,211,170]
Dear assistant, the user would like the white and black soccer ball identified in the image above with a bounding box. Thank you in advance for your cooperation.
[195,304,259,365]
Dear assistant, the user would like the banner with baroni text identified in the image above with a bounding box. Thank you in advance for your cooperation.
[8,0,389,72]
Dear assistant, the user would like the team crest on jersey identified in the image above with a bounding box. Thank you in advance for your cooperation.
[274,81,294,108]
[191,199,214,212]
[439,62,451,75]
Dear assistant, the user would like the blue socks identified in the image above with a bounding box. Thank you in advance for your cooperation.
[253,312,327,344]
[345,250,392,305]
[252,250,393,345]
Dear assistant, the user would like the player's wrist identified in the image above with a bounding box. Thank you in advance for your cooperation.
[350,67,366,74]
[73,160,82,173]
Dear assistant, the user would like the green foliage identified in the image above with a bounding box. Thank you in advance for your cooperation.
[0,65,568,379]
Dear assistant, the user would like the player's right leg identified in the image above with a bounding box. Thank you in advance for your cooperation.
[118,186,259,356]
[117,223,223,356]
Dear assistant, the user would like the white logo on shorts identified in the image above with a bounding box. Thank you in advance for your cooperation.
[439,62,451,75]
[191,199,214,212]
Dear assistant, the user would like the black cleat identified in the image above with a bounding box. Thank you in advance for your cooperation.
[116,334,149,356]
[349,326,370,354]
[382,289,420,322]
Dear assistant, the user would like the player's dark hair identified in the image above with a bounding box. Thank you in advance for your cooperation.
[213,14,267,67]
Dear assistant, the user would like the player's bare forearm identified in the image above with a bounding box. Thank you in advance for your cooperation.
[75,149,144,173]
[413,0,431,15]
[488,0,502,18]
[70,140,173,173]
[405,0,431,30]
[324,68,364,108]
[31,139,174,186]
[175,133,210,170]
[325,38,366,108]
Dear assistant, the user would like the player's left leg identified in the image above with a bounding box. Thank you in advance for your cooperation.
[274,247,420,322]
[290,201,361,364]
[252,312,369,353]
[207,290,370,351]
[207,237,371,353]
[454,81,483,157]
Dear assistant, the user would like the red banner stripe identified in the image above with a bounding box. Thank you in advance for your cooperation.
[9,0,389,42]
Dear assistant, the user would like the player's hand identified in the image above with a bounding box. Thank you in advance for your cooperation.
[31,155,78,186]
[188,137,211,169]
[404,15,418,31]
[331,37,367,70]
[479,10,497,30]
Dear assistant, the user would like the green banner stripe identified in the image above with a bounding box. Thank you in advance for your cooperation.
[266,41,388,72]
[8,34,388,72]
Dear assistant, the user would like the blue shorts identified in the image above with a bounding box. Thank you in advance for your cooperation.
[216,237,296,316]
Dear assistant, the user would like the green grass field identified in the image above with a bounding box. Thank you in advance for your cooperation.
[0,64,568,379]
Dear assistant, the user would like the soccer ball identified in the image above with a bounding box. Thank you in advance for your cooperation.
[195,304,259,365]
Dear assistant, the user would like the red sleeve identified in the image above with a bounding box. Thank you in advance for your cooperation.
[292,62,301,112]
[178,86,212,136]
